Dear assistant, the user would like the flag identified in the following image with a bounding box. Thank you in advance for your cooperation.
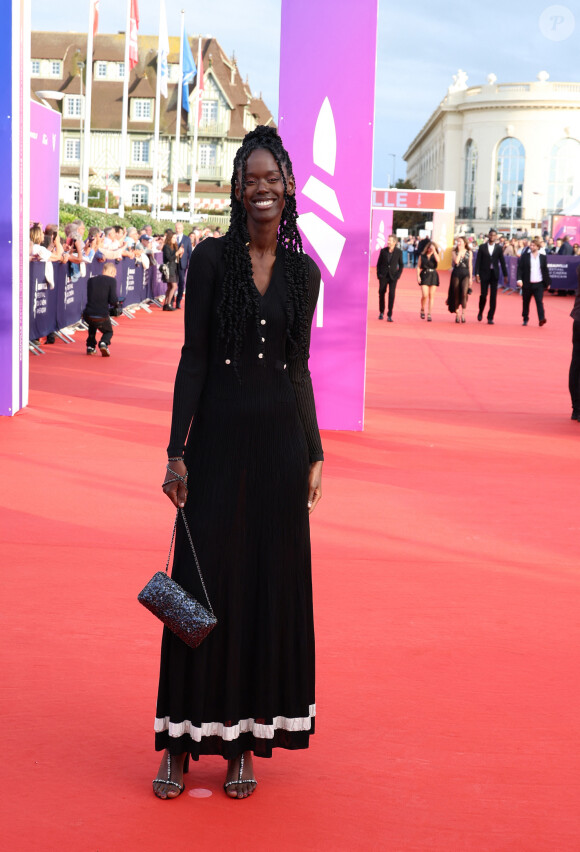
[129,0,140,70]
[158,0,169,98]
[181,31,196,113]
[93,0,100,37]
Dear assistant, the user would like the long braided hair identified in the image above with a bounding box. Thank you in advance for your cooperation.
[219,125,310,376]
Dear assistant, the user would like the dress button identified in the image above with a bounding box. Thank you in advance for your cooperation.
[261,337,265,343]
[284,364,287,369]
[225,359,231,365]
[260,319,266,325]
[258,353,264,359]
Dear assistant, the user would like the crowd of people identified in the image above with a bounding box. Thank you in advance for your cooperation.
[399,232,579,267]
[29,217,224,352]
[376,228,580,327]
[29,218,222,269]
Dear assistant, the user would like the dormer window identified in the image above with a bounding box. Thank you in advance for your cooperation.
[132,98,152,120]
[64,95,84,118]
[96,61,107,79]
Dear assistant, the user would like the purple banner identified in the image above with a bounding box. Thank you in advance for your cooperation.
[552,216,580,244]
[546,255,580,290]
[0,24,13,410]
[480,252,580,292]
[56,264,89,330]
[1,2,28,416]
[279,0,378,431]
[30,262,59,339]
[30,101,61,229]
[370,209,394,268]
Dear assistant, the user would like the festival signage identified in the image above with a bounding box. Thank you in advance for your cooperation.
[483,254,580,291]
[30,101,61,229]
[29,262,59,339]
[279,0,379,431]
[372,189,447,211]
[370,209,394,268]
[546,256,580,290]
[552,215,580,244]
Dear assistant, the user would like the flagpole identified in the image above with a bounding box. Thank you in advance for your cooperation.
[189,36,202,223]
[81,0,95,207]
[119,0,132,218]
[172,10,185,218]
[152,1,163,220]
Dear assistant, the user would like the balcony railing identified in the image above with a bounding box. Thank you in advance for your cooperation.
[491,206,523,220]
[458,206,476,219]
[198,164,226,181]
[198,121,228,136]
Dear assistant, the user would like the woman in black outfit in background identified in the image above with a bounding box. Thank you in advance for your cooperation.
[162,229,179,311]
[153,126,324,801]
[418,240,440,321]
[446,236,472,323]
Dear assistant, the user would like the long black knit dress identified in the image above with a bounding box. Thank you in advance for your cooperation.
[155,237,323,761]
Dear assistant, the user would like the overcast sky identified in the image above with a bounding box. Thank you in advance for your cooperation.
[32,0,579,186]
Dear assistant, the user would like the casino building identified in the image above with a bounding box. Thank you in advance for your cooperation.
[30,31,274,220]
[403,70,580,234]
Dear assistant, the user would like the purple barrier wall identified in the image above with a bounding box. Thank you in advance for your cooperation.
[30,101,61,230]
[546,255,580,290]
[475,252,580,292]
[29,258,158,339]
[279,0,379,431]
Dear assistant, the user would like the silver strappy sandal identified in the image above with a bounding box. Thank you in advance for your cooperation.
[223,753,257,798]
[153,752,190,799]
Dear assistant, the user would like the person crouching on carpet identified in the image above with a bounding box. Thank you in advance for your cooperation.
[83,262,118,357]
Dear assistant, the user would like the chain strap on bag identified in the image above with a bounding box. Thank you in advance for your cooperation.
[138,509,217,648]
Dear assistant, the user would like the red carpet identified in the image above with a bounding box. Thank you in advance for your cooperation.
[2,269,580,851]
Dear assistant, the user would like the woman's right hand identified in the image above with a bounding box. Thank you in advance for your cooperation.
[162,459,188,508]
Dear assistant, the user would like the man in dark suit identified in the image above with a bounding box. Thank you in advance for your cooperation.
[558,235,574,256]
[174,222,193,309]
[516,237,551,326]
[376,235,404,322]
[474,228,508,324]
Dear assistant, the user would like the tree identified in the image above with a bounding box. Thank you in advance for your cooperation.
[391,179,426,233]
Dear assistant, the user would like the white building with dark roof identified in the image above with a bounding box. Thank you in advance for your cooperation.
[403,71,580,234]
[31,31,274,217]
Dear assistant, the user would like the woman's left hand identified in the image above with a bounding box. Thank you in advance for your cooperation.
[308,461,323,514]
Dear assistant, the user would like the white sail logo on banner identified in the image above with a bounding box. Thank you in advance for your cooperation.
[375,219,386,252]
[299,98,346,327]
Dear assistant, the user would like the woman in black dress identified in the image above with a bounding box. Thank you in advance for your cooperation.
[162,229,178,311]
[417,240,440,321]
[153,126,324,800]
[446,236,472,323]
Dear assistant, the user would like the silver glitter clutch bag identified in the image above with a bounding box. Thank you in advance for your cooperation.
[138,508,217,648]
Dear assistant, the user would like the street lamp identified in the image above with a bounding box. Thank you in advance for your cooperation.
[77,60,85,207]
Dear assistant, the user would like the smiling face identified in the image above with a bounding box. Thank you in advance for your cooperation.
[235,148,294,227]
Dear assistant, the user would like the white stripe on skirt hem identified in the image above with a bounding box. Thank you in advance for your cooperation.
[154,704,316,742]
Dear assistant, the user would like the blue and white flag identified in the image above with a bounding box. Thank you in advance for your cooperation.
[158,0,169,98]
[182,30,196,113]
